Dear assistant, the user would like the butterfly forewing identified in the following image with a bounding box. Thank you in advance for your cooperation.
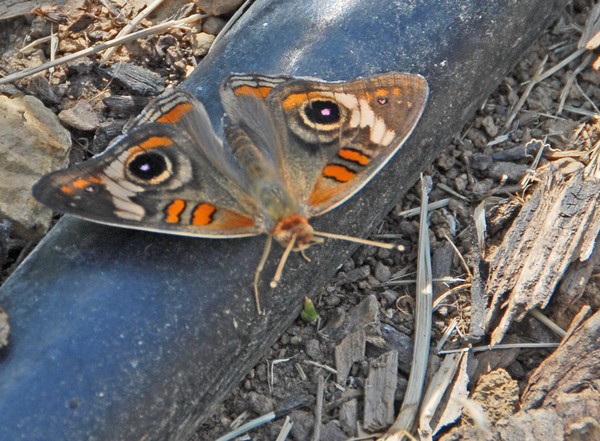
[33,97,262,238]
[265,72,429,216]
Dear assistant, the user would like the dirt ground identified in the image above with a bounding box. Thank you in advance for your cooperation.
[0,1,599,440]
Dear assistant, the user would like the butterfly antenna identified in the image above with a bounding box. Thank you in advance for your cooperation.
[270,233,298,289]
[312,231,404,251]
[253,235,273,315]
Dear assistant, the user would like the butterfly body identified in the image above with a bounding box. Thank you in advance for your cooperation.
[34,72,428,269]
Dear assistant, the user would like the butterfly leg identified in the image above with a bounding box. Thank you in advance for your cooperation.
[253,235,273,315]
[269,233,297,289]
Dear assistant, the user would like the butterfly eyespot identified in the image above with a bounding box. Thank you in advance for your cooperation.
[377,97,389,105]
[126,151,172,185]
[303,100,340,126]
[84,184,99,193]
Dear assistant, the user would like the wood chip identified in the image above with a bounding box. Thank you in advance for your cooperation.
[98,62,165,96]
[335,330,365,383]
[363,351,398,432]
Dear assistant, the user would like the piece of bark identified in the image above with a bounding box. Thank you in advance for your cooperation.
[553,244,600,329]
[97,63,165,96]
[522,306,600,410]
[363,351,398,432]
[492,307,600,440]
[483,160,600,344]
[335,330,365,384]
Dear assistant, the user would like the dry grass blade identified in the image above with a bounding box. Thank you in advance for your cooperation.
[505,55,547,128]
[0,13,205,85]
[275,416,293,441]
[557,52,594,115]
[536,48,586,83]
[381,175,433,440]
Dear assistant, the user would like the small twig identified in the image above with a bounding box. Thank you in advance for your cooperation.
[0,14,205,85]
[536,48,586,83]
[98,0,128,21]
[438,341,560,355]
[99,0,168,65]
[530,308,566,338]
[311,375,325,441]
[442,233,472,279]
[19,35,52,53]
[435,318,458,353]
[394,199,450,218]
[432,283,472,311]
[437,183,469,201]
[302,360,337,375]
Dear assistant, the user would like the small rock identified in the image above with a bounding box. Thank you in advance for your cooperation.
[374,261,392,283]
[289,410,314,441]
[197,0,244,15]
[0,95,71,238]
[92,119,127,154]
[341,258,355,272]
[488,161,530,182]
[29,16,51,39]
[340,265,370,283]
[103,95,149,118]
[322,295,379,341]
[66,57,95,75]
[398,220,418,237]
[367,324,414,374]
[320,421,347,441]
[202,16,226,35]
[466,127,488,149]
[191,32,216,57]
[246,391,273,416]
[481,114,499,137]
[380,289,399,305]
[305,339,322,359]
[59,99,100,131]
[0,307,9,348]
[470,152,493,171]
